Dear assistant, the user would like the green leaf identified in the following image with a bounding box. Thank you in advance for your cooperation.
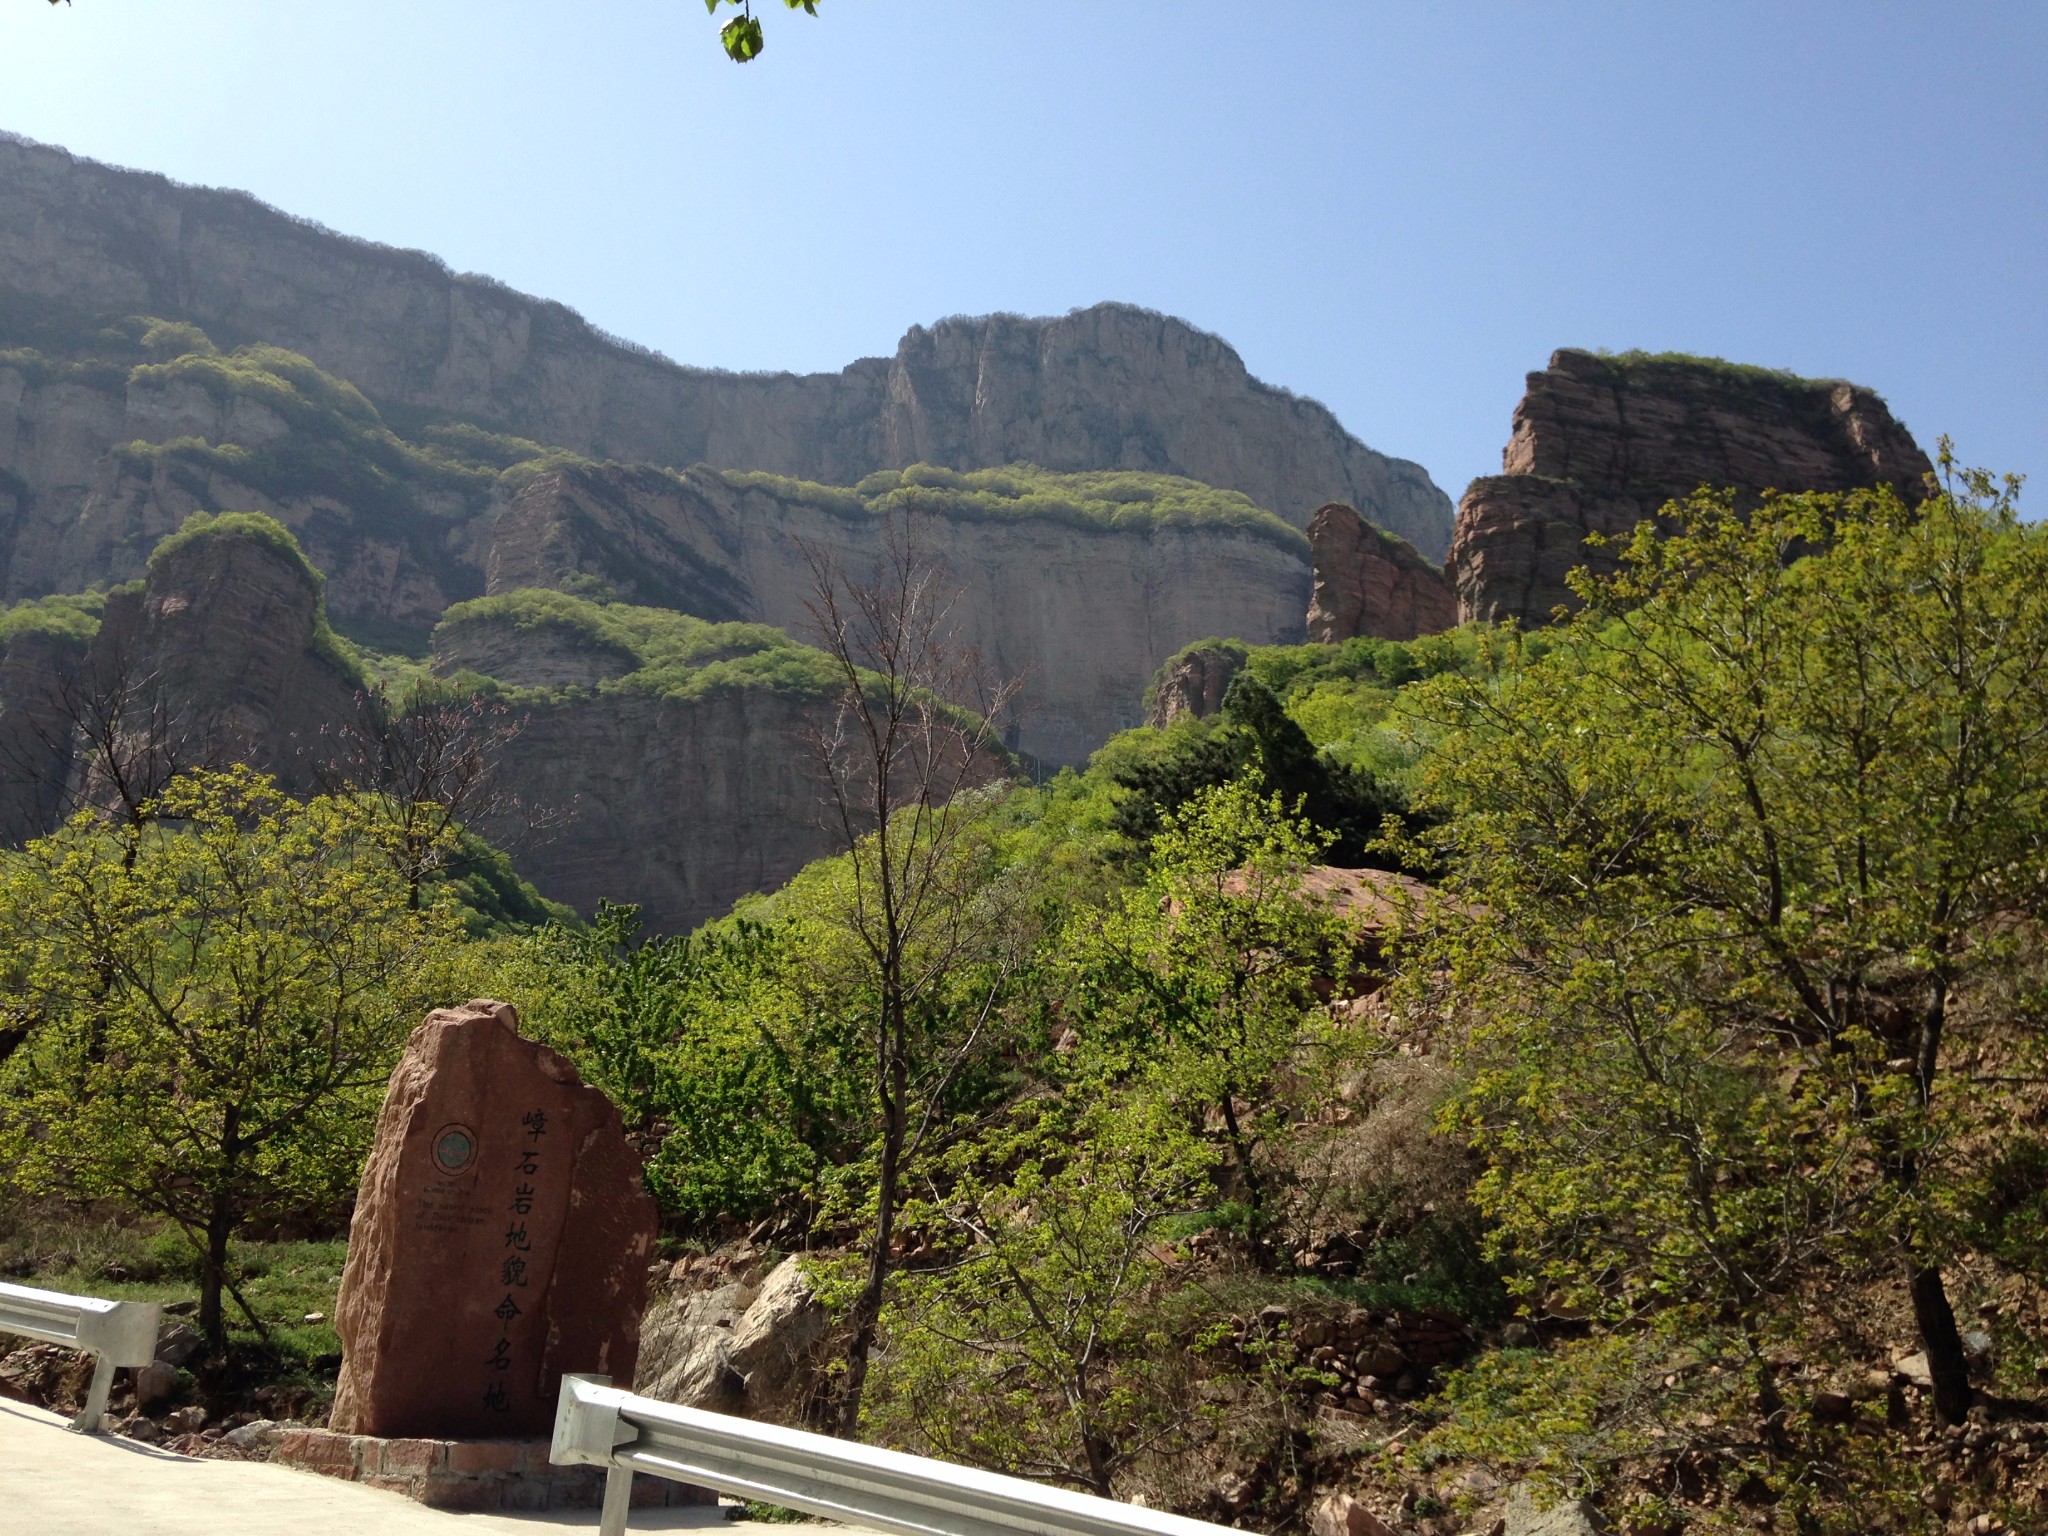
[721,14,765,61]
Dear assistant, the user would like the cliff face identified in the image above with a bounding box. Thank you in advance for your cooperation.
[487,463,1312,766]
[1449,350,1933,625]
[465,685,839,934]
[0,133,1452,555]
[1304,503,1456,643]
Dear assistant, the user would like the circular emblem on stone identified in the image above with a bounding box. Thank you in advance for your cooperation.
[432,1123,478,1175]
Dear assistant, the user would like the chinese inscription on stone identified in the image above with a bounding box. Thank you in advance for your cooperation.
[330,1000,657,1438]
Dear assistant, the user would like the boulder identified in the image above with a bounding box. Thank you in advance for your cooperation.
[1504,1483,1606,1536]
[635,1256,826,1422]
[134,1360,181,1412]
[1309,1492,1398,1536]
[330,1000,658,1439]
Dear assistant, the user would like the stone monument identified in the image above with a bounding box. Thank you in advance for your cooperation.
[330,999,658,1439]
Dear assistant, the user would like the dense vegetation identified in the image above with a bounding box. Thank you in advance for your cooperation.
[3,454,2044,1534]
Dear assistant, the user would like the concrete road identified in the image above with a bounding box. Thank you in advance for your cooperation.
[0,1398,734,1535]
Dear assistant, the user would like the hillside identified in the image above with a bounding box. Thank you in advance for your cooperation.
[0,131,1453,555]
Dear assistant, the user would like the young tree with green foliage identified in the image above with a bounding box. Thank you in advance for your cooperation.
[873,1094,1218,1496]
[1069,778,1349,1260]
[1402,451,2048,1425]
[0,767,454,1347]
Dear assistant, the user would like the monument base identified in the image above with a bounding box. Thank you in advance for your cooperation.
[271,1427,715,1512]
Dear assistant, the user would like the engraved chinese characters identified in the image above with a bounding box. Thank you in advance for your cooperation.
[330,1000,658,1438]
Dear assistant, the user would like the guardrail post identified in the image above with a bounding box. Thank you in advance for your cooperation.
[0,1281,161,1435]
[599,1460,635,1536]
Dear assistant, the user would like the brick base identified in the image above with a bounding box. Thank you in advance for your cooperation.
[271,1428,713,1512]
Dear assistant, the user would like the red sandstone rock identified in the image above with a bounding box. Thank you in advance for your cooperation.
[330,1000,657,1439]
[1305,503,1457,643]
[1449,349,1933,626]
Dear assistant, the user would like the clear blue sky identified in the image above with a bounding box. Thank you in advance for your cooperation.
[2,2,2041,503]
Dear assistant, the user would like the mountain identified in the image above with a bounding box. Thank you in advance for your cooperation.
[0,131,1452,556]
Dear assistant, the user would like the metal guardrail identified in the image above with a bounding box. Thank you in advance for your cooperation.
[0,1279,162,1433]
[552,1373,1240,1536]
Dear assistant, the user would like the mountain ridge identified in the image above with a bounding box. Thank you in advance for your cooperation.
[0,131,1453,555]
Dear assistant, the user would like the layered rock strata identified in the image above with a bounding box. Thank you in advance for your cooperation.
[487,463,1312,766]
[1304,503,1456,643]
[0,132,1452,553]
[1449,349,1933,625]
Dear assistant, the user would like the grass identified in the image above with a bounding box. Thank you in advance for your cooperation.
[0,1205,349,1416]
[435,589,845,704]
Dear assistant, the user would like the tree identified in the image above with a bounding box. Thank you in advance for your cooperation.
[1068,778,1349,1260]
[0,767,453,1347]
[705,0,820,63]
[1111,674,1419,868]
[799,508,1026,1433]
[313,682,551,912]
[873,1095,1217,1496]
[1402,453,2048,1425]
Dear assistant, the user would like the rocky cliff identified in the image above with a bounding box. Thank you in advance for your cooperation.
[488,461,1311,765]
[1448,349,1934,625]
[2,329,1314,765]
[0,514,364,839]
[429,592,876,932]
[0,132,1452,554]
[1304,503,1456,643]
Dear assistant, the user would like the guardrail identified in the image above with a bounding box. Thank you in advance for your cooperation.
[552,1373,1240,1536]
[0,1279,162,1434]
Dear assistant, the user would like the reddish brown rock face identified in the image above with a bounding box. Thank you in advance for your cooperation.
[1449,350,1933,626]
[1304,503,1457,643]
[330,1001,657,1440]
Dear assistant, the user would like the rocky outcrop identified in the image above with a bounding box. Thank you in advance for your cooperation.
[1305,503,1456,643]
[104,519,364,778]
[1146,642,1247,728]
[1449,349,1934,625]
[635,1256,827,1422]
[488,463,1312,766]
[0,132,1452,554]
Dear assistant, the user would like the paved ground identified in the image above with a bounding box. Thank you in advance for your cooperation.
[0,1398,735,1536]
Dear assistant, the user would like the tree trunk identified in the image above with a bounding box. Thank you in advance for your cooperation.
[839,993,907,1436]
[198,1190,235,1350]
[1910,1263,1973,1425]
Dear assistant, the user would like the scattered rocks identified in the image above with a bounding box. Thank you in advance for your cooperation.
[0,1341,93,1412]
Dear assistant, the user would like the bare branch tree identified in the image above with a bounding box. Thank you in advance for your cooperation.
[798,508,1027,1435]
[311,683,563,910]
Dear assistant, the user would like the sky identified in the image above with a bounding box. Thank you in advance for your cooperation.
[0,2,2042,504]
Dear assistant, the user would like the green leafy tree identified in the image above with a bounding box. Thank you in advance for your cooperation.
[872,1094,1218,1495]
[1402,453,2048,1425]
[0,767,454,1347]
[1069,778,1349,1259]
[1112,674,1418,867]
